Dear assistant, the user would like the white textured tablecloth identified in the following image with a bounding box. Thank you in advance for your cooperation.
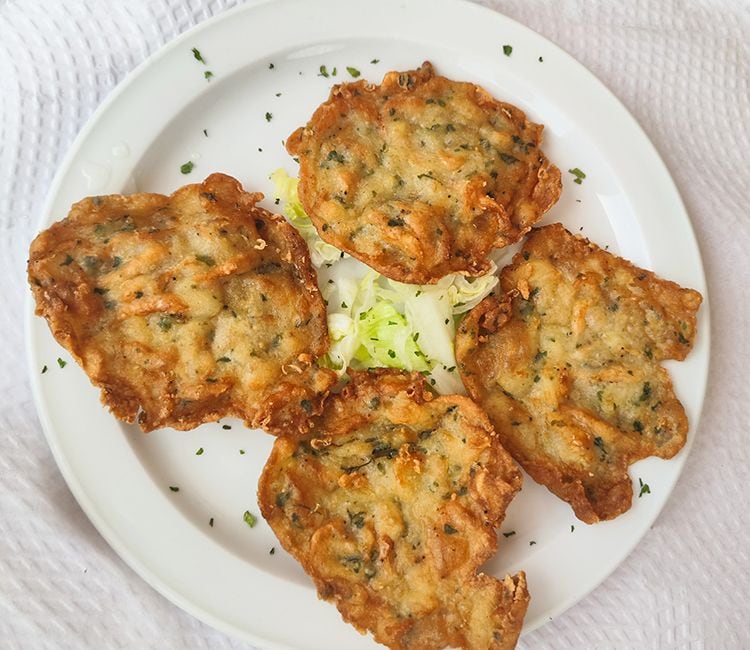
[2,1,749,648]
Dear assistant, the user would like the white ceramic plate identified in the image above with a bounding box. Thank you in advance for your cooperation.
[26,0,710,647]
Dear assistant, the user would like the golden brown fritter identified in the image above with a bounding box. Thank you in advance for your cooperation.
[28,173,336,434]
[287,61,561,284]
[259,369,528,650]
[455,224,702,523]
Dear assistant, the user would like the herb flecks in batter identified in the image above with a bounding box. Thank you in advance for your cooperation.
[258,369,528,649]
[456,223,702,523]
[286,61,561,283]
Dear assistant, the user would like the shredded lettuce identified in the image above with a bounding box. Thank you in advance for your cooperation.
[270,169,498,394]
[270,169,344,266]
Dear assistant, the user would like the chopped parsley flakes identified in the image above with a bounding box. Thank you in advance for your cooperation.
[568,167,586,184]
[370,59,380,64]
[180,161,194,174]
[204,70,214,80]
[195,254,215,266]
[41,365,48,374]
[502,530,516,538]
[265,112,273,122]
[346,66,361,78]
[503,44,513,56]
[243,510,257,528]
[56,358,67,369]
[169,486,180,492]
[191,47,205,63]
[195,447,204,456]
[318,65,330,78]
[638,478,651,498]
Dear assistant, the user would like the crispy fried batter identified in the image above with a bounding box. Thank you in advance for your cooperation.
[287,61,561,284]
[455,224,702,523]
[259,369,528,650]
[28,173,336,434]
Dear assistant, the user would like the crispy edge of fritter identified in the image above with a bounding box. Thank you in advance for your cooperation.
[287,61,561,284]
[455,224,702,523]
[27,173,336,435]
[258,368,529,650]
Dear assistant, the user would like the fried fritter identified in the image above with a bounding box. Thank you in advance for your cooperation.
[287,61,561,284]
[259,369,528,650]
[455,224,702,523]
[28,173,336,434]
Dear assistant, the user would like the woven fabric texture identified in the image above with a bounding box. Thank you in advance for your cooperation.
[1,0,748,648]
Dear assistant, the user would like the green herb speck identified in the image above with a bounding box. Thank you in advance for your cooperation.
[318,65,329,78]
[502,530,516,538]
[503,44,513,56]
[157,316,173,332]
[370,59,380,64]
[443,524,458,535]
[568,167,586,184]
[195,254,216,266]
[204,70,214,80]
[169,486,179,492]
[638,478,651,498]
[346,66,361,78]
[57,358,67,369]
[191,47,205,63]
[196,447,204,456]
[243,510,257,528]
[265,112,273,122]
[41,365,48,374]
[180,161,194,174]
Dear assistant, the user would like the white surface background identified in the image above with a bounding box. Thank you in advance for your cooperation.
[1,1,748,648]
